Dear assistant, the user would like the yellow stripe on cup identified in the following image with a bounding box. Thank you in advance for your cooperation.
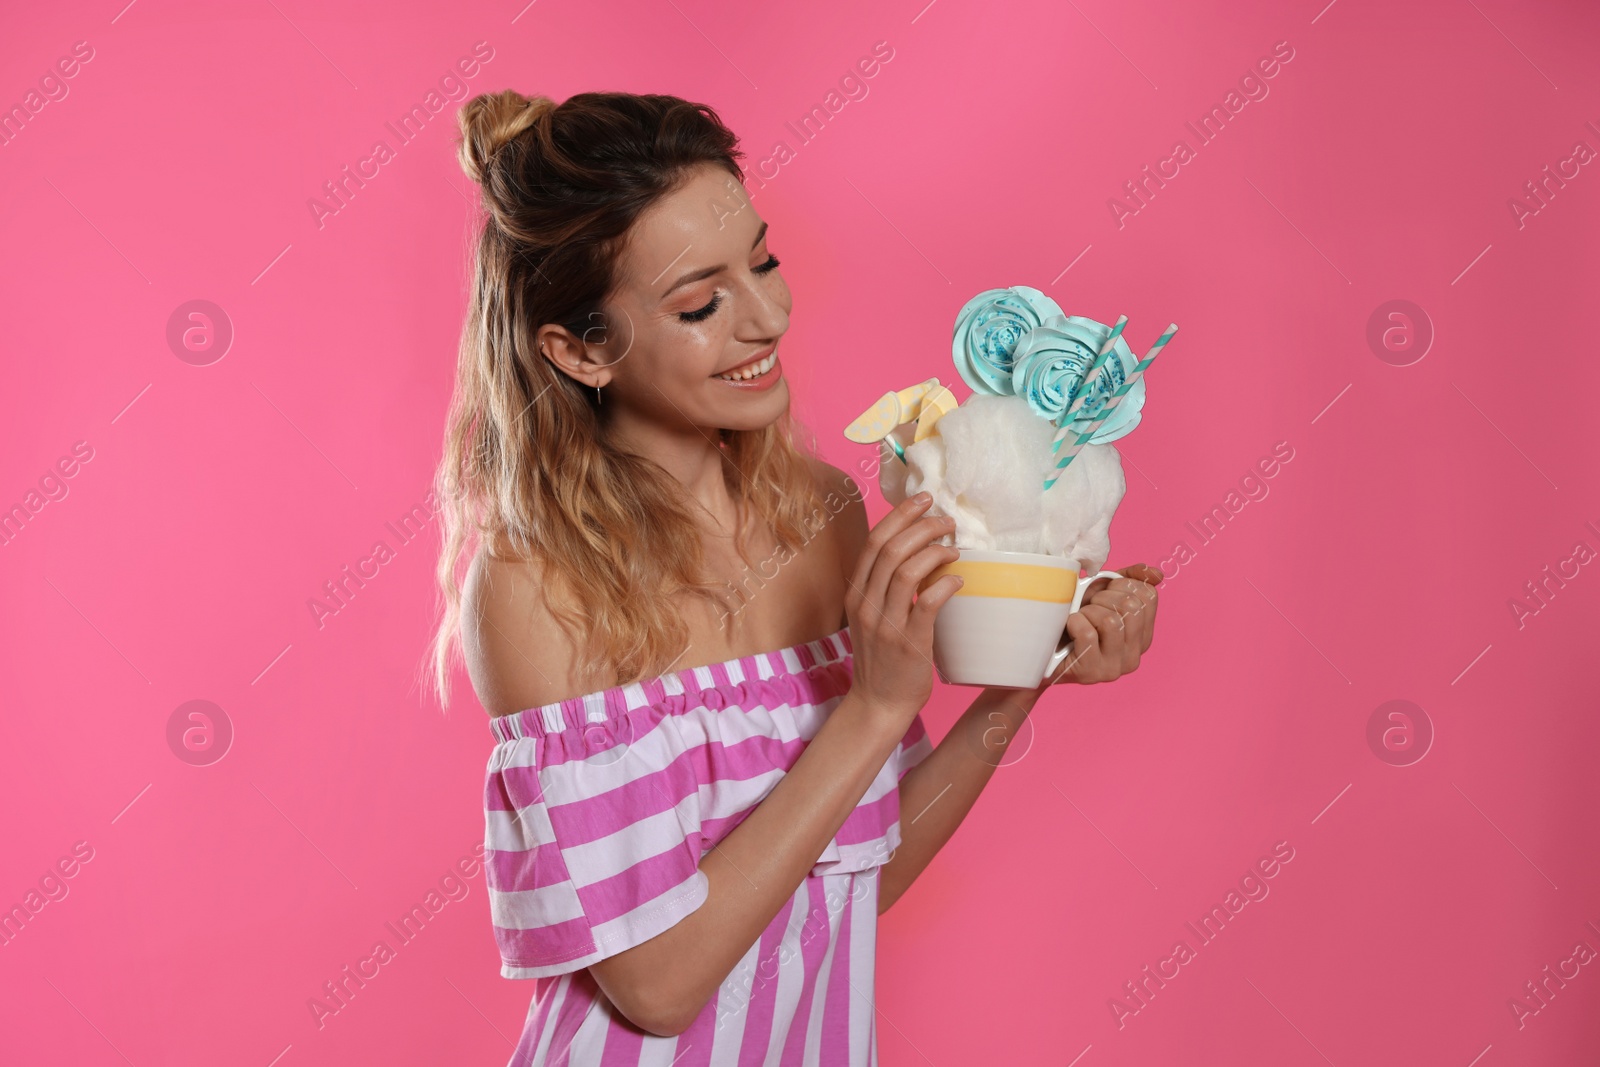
[918,559,1078,603]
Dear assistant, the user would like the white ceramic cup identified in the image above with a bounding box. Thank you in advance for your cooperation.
[917,548,1124,688]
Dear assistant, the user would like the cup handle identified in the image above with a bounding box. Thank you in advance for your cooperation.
[1040,569,1125,685]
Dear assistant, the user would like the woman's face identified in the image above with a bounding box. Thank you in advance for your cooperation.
[576,162,792,433]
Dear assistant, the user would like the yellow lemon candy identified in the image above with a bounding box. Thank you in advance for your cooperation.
[844,391,903,443]
[843,378,942,443]
[912,385,956,442]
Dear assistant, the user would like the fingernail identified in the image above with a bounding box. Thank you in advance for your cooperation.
[914,492,931,504]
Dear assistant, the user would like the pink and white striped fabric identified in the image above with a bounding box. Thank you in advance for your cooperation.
[483,624,931,1066]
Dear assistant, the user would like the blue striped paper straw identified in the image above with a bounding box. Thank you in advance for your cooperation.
[1048,316,1127,456]
[1044,323,1178,491]
[1049,346,1117,456]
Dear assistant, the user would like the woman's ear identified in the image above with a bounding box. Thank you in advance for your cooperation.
[536,326,608,390]
[537,307,634,388]
[581,305,635,376]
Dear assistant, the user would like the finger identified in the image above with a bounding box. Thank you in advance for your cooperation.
[1103,599,1140,671]
[1059,610,1101,680]
[1109,578,1157,629]
[885,542,961,632]
[1082,604,1125,673]
[1121,578,1158,608]
[848,495,936,617]
[1083,574,1116,601]
[1089,589,1143,616]
[1094,585,1145,607]
[865,512,955,619]
[1102,576,1154,604]
[1120,563,1164,586]
[1120,610,1142,671]
[867,512,956,622]
[1115,589,1150,650]
[850,494,934,591]
[1115,579,1158,648]
[1107,575,1155,598]
[1140,584,1159,651]
[907,571,963,647]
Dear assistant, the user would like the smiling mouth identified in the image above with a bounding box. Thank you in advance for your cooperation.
[714,348,778,381]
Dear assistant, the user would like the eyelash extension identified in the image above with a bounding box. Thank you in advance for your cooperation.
[680,294,723,323]
[679,255,782,323]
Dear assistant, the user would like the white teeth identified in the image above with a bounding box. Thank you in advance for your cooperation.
[717,351,776,381]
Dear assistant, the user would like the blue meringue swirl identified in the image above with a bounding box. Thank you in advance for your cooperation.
[950,285,1065,396]
[1011,314,1146,444]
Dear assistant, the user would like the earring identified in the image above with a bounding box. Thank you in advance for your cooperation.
[540,341,603,405]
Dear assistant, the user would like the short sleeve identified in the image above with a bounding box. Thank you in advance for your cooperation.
[895,712,934,783]
[483,725,708,979]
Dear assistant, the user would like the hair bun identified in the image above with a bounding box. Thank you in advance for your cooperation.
[457,90,555,185]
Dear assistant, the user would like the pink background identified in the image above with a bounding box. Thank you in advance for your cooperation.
[3,0,1598,1064]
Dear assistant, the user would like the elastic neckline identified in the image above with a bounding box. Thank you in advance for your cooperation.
[488,624,853,743]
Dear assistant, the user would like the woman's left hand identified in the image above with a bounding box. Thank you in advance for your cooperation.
[1036,563,1163,689]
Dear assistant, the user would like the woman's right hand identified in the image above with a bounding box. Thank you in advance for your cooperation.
[844,492,963,724]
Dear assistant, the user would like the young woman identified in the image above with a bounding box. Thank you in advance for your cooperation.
[428,89,1162,1066]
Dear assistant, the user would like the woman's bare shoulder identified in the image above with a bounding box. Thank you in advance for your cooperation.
[805,456,869,564]
[462,548,588,718]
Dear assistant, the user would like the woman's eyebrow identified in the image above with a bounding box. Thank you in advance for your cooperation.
[659,220,769,299]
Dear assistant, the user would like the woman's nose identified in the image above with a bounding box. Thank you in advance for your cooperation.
[740,276,789,338]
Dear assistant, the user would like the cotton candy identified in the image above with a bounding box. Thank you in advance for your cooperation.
[879,393,1125,573]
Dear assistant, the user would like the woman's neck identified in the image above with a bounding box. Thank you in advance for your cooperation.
[601,406,742,536]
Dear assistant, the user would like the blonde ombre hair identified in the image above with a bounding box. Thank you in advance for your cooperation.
[426,90,826,711]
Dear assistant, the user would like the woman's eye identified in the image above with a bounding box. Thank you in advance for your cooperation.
[679,293,723,323]
[677,257,778,323]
